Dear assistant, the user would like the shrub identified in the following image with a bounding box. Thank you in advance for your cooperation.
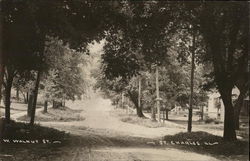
[204,117,215,124]
[214,120,222,124]
[119,115,165,128]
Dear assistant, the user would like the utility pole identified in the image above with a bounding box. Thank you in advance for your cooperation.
[121,91,124,109]
[138,76,141,110]
[155,65,161,122]
[188,28,196,132]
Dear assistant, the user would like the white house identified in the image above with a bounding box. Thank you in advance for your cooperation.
[207,88,241,121]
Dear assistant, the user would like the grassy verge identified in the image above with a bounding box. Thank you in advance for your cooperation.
[0,119,71,161]
[112,109,165,128]
[164,131,249,160]
[1,119,70,141]
[17,106,85,122]
[120,115,166,128]
[112,109,186,129]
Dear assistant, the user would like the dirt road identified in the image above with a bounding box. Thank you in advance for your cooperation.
[36,94,219,161]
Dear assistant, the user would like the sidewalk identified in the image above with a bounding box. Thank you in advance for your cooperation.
[0,102,47,122]
[11,107,44,122]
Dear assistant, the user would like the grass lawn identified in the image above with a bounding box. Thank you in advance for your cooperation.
[0,119,71,161]
[17,106,85,122]
[164,131,249,161]
[121,115,166,128]
[112,109,185,129]
[0,103,42,118]
[112,109,165,128]
[1,119,70,141]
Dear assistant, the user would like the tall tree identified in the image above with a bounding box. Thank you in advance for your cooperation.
[101,1,180,119]
[1,0,116,124]
[0,11,3,107]
[197,2,248,141]
[1,0,43,123]
[179,2,249,141]
[41,37,87,108]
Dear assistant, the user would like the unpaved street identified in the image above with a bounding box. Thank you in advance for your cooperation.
[36,94,219,161]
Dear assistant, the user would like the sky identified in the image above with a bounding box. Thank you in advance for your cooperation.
[88,40,105,55]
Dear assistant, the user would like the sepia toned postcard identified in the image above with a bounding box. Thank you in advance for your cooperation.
[0,1,249,161]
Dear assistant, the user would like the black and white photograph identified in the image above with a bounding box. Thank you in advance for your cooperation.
[0,1,249,161]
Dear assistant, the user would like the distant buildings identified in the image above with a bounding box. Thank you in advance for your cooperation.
[207,88,249,122]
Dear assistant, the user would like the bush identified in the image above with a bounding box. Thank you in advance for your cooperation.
[204,117,215,124]
[120,115,165,128]
[204,117,222,124]
[214,120,222,124]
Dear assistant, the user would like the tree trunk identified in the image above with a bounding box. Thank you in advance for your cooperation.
[27,93,34,117]
[0,64,4,106]
[16,88,19,101]
[234,87,247,130]
[52,100,61,108]
[30,71,41,125]
[220,88,237,141]
[44,100,48,113]
[26,92,29,103]
[21,91,27,104]
[3,67,15,124]
[63,99,65,107]
[0,12,3,113]
[4,79,13,124]
[0,12,4,146]
[165,109,169,120]
[200,106,204,121]
[52,100,55,108]
[23,95,26,103]
[136,105,144,117]
[234,111,240,130]
[127,91,144,117]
